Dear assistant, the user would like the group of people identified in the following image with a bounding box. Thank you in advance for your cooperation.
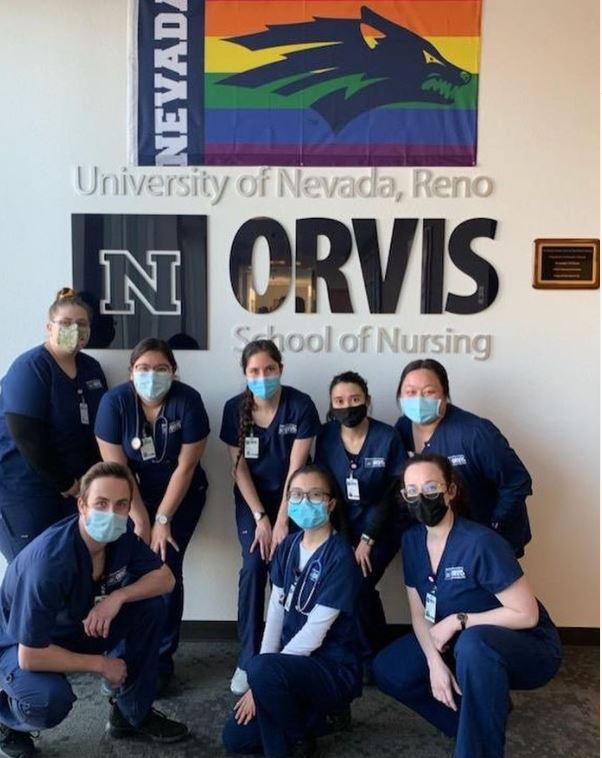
[0,287,561,758]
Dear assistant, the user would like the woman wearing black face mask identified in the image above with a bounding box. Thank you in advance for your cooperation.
[315,371,408,679]
[373,453,561,758]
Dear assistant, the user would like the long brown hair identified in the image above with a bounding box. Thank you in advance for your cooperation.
[234,340,283,470]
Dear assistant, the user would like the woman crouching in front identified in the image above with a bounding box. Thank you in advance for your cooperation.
[373,453,561,758]
[223,464,362,758]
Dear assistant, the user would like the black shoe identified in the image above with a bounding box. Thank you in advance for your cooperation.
[106,703,189,743]
[287,735,316,758]
[326,704,352,733]
[0,724,35,758]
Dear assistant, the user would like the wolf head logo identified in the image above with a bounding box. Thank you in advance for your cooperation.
[219,5,473,133]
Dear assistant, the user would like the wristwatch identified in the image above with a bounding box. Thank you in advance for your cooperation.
[360,533,375,547]
[253,511,266,523]
[155,513,171,525]
[457,612,468,630]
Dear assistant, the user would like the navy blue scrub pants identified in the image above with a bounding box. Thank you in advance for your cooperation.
[0,597,165,733]
[146,486,206,676]
[373,625,562,758]
[235,492,282,671]
[223,653,358,758]
[352,526,400,662]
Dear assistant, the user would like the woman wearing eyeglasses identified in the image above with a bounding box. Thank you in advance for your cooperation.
[373,453,561,758]
[0,288,107,561]
[395,359,532,557]
[223,464,362,758]
[94,337,210,687]
[314,371,407,679]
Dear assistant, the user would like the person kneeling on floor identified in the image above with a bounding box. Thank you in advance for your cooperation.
[0,461,189,758]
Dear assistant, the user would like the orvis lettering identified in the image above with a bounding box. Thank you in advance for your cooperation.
[100,249,181,315]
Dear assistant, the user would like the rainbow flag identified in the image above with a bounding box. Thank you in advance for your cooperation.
[131,0,482,166]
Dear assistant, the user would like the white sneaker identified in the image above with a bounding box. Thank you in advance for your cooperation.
[230,667,249,695]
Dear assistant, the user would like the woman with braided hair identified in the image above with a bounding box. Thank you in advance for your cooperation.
[220,340,321,696]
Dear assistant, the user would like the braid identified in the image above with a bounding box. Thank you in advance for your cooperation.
[234,388,255,471]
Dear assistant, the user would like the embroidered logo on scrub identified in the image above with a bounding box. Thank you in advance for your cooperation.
[448,454,467,466]
[106,566,128,587]
[364,457,386,468]
[279,423,298,435]
[86,379,104,390]
[444,566,466,580]
[169,420,182,432]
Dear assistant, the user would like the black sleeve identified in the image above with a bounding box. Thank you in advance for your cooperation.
[6,413,74,492]
[364,477,412,540]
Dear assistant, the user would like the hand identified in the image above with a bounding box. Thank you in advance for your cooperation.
[101,656,128,688]
[428,656,462,711]
[269,520,289,561]
[150,522,179,563]
[61,479,80,498]
[354,541,373,577]
[429,614,462,652]
[250,518,272,562]
[83,592,124,638]
[132,512,152,545]
[233,690,256,725]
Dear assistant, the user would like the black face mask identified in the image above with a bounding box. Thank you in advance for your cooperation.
[408,494,448,527]
[330,404,368,428]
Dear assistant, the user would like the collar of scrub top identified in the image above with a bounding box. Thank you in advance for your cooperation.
[282,531,329,615]
[130,383,169,463]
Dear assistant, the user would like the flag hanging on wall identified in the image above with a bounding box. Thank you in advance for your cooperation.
[130,0,482,167]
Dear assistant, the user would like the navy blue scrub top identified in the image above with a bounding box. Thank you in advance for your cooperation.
[0,345,107,488]
[315,418,407,535]
[0,515,162,650]
[402,517,559,647]
[220,386,320,500]
[94,381,210,505]
[272,531,362,674]
[396,404,532,554]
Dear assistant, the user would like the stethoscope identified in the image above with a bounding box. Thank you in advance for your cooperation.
[130,387,169,463]
[282,533,323,615]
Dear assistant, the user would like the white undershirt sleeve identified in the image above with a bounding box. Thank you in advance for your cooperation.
[281,604,340,656]
[259,584,285,654]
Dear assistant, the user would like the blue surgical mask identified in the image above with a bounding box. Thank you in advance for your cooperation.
[84,509,128,543]
[247,376,281,400]
[133,371,173,402]
[400,396,442,424]
[287,499,330,531]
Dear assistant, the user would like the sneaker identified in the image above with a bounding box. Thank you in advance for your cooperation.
[0,724,35,758]
[106,703,189,744]
[230,667,249,695]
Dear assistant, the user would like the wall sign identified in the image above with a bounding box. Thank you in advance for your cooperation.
[533,239,600,289]
[72,214,208,349]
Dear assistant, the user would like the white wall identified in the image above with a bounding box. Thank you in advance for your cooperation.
[0,0,598,626]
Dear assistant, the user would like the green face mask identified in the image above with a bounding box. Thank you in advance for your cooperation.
[55,323,90,353]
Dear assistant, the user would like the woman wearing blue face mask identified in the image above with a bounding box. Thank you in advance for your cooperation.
[94,338,210,686]
[220,340,321,696]
[395,359,532,557]
[223,464,362,758]
[0,287,107,561]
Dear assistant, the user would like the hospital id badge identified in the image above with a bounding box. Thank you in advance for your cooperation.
[244,436,259,459]
[141,436,156,461]
[346,476,360,501]
[284,584,295,612]
[425,592,437,623]
[79,401,90,425]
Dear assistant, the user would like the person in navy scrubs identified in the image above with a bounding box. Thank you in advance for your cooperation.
[314,371,407,677]
[223,464,362,758]
[373,453,561,758]
[395,359,532,556]
[94,337,209,687]
[0,461,189,758]
[220,340,321,696]
[0,287,107,561]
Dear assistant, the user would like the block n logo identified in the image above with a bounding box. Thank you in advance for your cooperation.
[72,214,208,349]
[99,249,182,315]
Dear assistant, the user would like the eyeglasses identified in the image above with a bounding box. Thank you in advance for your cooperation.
[133,365,172,374]
[400,481,447,503]
[288,488,332,505]
[52,319,89,328]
